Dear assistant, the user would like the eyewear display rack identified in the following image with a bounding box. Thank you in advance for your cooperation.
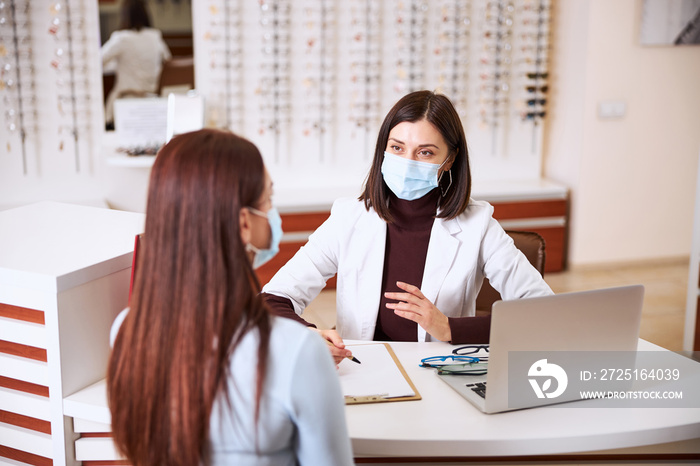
[194,0,553,181]
[0,0,102,179]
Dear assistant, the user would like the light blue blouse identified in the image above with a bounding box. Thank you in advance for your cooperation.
[111,312,353,465]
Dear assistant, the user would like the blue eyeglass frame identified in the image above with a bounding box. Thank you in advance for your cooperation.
[420,355,480,368]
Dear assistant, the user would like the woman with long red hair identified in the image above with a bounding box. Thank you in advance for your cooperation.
[107,129,353,465]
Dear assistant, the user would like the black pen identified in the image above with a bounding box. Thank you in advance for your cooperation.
[326,340,361,364]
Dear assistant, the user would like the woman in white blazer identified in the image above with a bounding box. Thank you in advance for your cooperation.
[263,91,552,359]
[101,0,171,124]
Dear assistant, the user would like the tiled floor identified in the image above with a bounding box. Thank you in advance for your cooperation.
[302,258,691,352]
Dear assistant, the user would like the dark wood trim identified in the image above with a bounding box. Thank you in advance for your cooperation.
[0,445,52,466]
[0,375,50,397]
[0,302,45,325]
[0,410,51,434]
[255,242,306,285]
[279,211,330,232]
[695,295,700,351]
[83,462,130,466]
[354,453,700,463]
[81,432,114,438]
[161,31,193,58]
[279,202,569,230]
[0,340,47,362]
[491,199,567,220]
[695,264,700,351]
[255,240,338,289]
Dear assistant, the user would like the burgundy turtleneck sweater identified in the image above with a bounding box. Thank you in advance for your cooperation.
[372,189,438,340]
[263,189,491,343]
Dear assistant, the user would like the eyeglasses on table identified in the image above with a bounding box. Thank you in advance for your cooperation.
[419,354,488,376]
[452,344,489,361]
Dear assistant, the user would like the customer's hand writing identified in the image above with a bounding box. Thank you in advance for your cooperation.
[313,328,353,366]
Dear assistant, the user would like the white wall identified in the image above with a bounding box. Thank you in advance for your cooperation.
[545,0,700,266]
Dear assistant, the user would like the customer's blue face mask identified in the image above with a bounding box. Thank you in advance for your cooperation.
[381,151,446,201]
[246,206,283,269]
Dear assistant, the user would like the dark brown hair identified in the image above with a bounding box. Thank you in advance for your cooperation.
[120,0,152,31]
[359,90,471,222]
[107,129,271,466]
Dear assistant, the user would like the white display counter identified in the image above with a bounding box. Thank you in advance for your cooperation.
[0,202,145,466]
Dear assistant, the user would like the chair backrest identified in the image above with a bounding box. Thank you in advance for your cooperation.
[475,230,546,316]
[157,57,195,96]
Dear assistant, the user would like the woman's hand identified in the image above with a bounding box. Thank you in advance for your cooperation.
[384,281,452,342]
[312,328,353,366]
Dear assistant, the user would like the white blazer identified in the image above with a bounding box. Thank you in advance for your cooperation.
[263,197,553,342]
[101,28,172,122]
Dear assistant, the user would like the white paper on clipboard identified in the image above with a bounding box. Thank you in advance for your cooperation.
[337,343,415,399]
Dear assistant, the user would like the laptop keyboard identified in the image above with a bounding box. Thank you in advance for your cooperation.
[466,382,487,399]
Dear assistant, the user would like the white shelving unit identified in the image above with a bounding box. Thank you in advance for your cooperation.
[685,150,700,352]
[0,202,144,465]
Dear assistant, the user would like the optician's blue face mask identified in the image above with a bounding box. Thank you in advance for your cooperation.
[246,206,283,269]
[381,151,446,201]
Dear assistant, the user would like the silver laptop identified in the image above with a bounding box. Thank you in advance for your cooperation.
[439,285,645,413]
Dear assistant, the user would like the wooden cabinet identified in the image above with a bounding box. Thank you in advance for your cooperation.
[490,198,568,273]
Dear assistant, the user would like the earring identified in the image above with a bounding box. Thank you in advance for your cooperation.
[439,169,452,197]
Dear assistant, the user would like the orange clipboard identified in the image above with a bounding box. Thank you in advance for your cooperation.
[341,343,421,405]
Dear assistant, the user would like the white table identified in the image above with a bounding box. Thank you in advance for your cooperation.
[346,340,700,462]
[63,339,700,464]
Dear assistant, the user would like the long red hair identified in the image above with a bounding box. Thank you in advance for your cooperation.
[107,129,271,465]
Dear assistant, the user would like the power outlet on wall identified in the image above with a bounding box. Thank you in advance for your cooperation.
[597,100,627,119]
